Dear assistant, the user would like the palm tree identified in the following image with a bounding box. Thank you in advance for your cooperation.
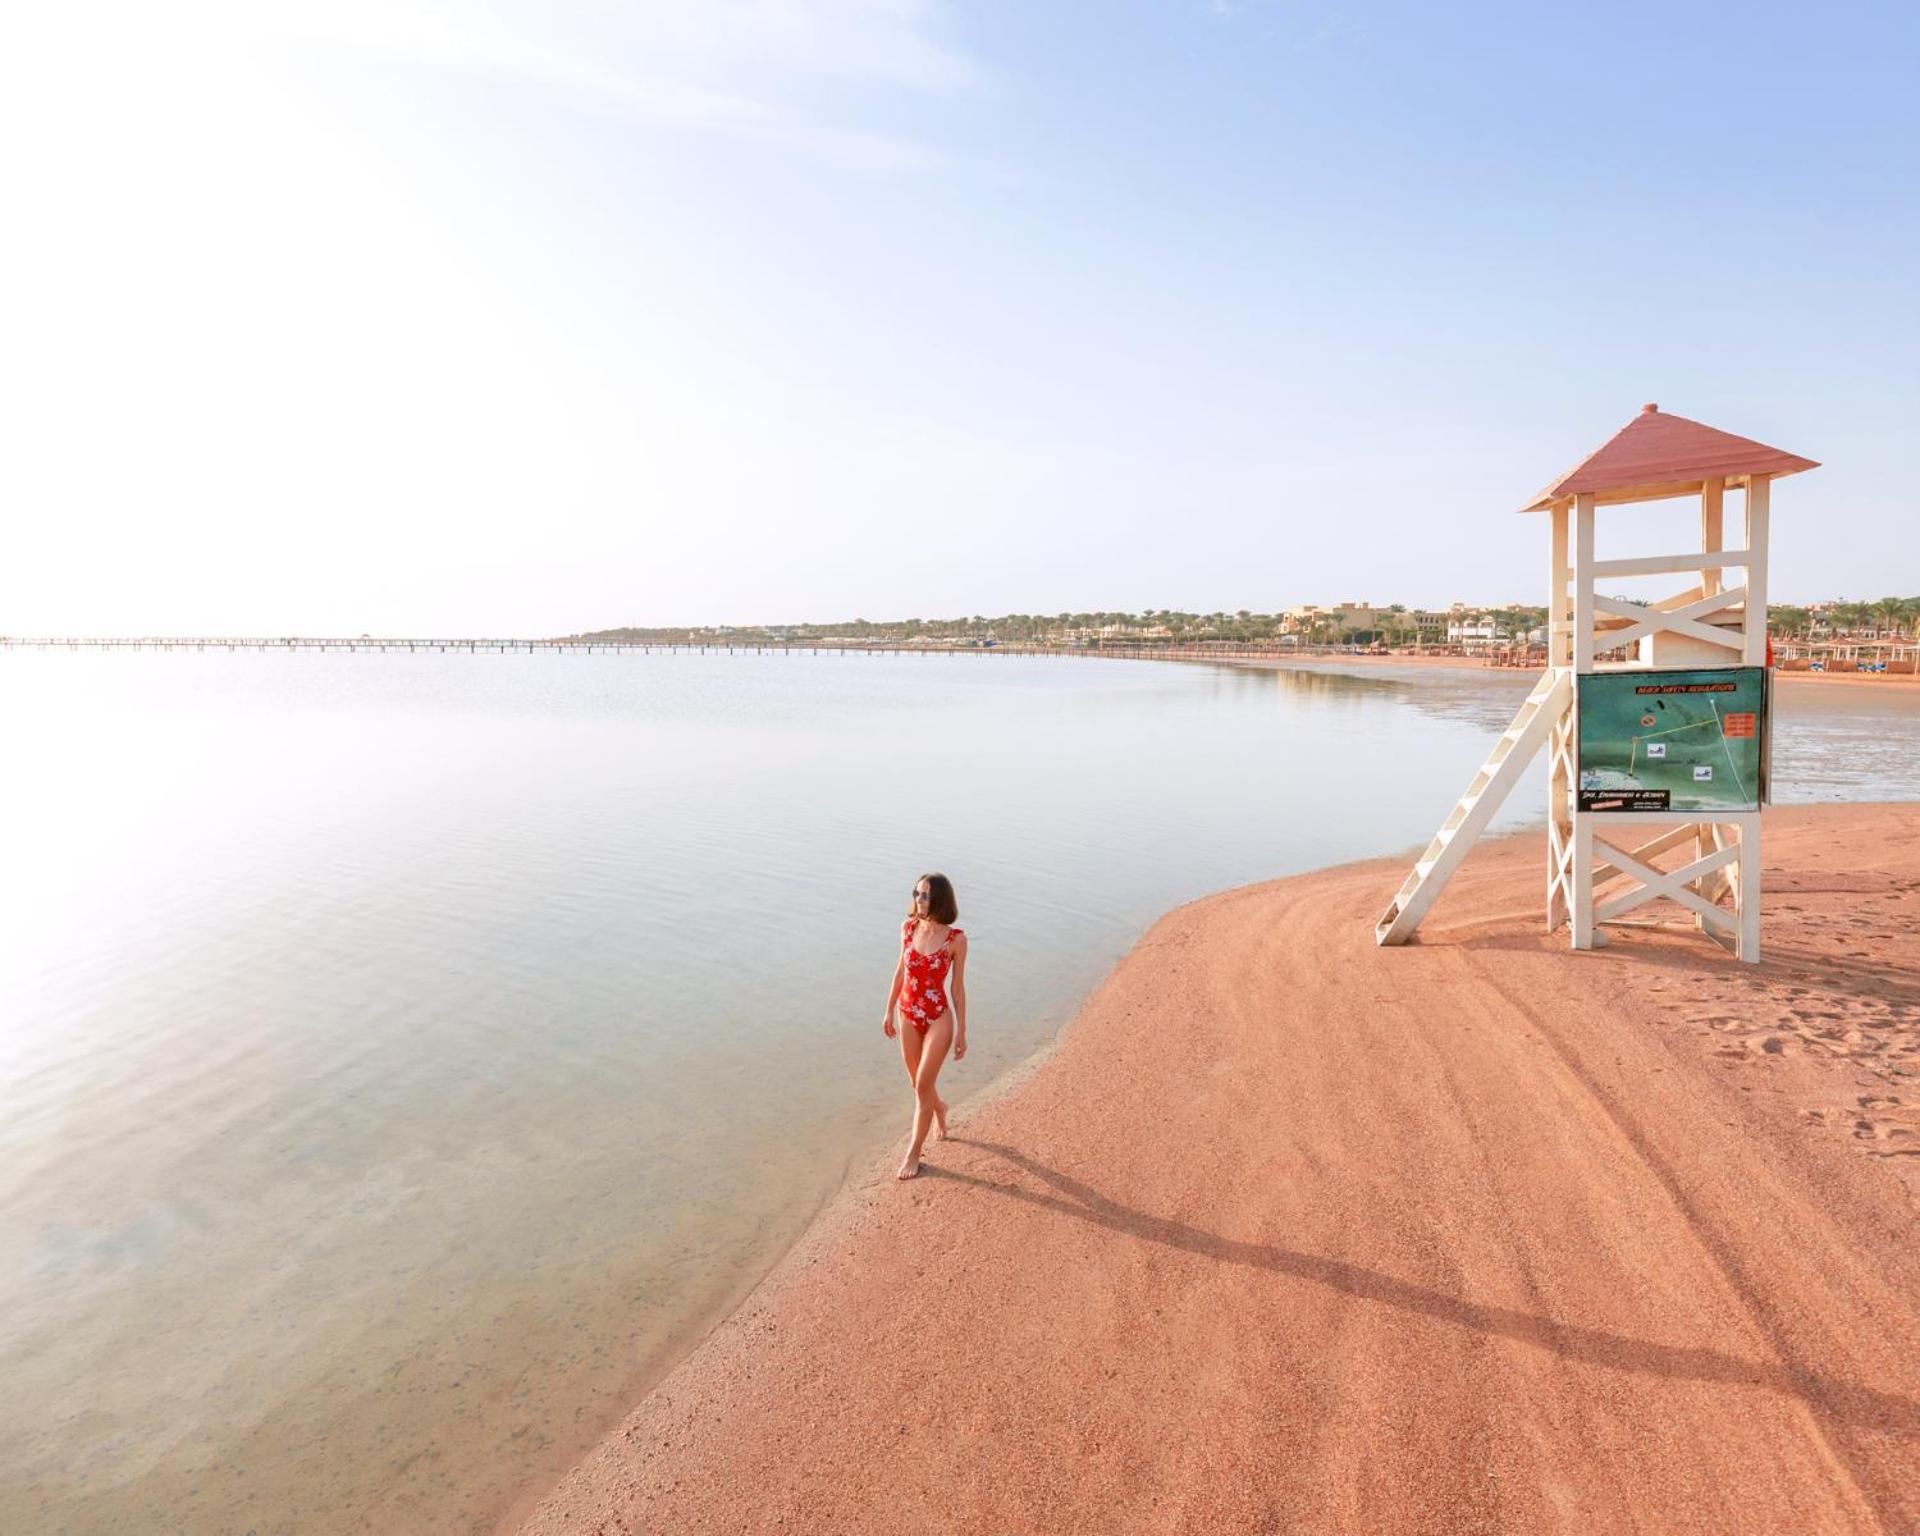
[1770,604,1811,640]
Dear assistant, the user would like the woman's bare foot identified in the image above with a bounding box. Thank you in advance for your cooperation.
[933,1097,949,1141]
[896,1156,921,1181]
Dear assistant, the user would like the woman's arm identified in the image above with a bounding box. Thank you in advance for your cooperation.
[882,950,904,1037]
[949,933,967,1059]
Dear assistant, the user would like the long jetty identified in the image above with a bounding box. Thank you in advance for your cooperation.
[0,636,1484,662]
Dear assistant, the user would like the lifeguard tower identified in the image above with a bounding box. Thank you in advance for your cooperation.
[1376,405,1818,961]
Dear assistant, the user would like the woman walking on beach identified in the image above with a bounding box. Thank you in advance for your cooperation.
[883,872,968,1180]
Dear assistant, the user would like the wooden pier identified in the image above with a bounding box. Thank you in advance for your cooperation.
[0,636,1465,663]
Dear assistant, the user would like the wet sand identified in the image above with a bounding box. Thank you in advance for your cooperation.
[521,804,1920,1534]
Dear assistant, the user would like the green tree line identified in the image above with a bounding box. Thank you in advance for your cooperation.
[570,597,1920,648]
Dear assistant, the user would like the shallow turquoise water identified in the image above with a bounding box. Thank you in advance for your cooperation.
[0,651,1912,1533]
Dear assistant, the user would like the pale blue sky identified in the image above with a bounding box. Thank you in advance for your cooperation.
[3,2,1914,634]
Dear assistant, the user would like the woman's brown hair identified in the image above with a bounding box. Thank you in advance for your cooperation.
[909,871,959,926]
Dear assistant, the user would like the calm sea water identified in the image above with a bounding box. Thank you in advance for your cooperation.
[2,651,1915,1534]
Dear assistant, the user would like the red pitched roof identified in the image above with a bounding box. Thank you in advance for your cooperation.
[1520,405,1818,511]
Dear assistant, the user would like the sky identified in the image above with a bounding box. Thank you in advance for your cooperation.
[2,1,1916,636]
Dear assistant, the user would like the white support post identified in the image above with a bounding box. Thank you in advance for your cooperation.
[1737,817,1762,961]
[1546,497,1572,930]
[1738,478,1768,961]
[1572,493,1596,673]
[1572,813,1596,949]
[1700,477,1724,598]
[1570,493,1597,948]
[1743,476,1770,666]
[1549,499,1571,668]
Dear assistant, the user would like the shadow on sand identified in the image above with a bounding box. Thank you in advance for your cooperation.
[924,1137,1918,1450]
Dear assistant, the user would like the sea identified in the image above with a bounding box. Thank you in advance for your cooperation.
[3,649,1916,1534]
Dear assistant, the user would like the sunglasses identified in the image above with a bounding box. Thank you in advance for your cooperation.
[912,889,931,902]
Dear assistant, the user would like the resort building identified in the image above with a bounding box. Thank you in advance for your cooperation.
[1281,601,1384,637]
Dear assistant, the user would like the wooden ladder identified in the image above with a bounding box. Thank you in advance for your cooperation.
[1375,668,1571,946]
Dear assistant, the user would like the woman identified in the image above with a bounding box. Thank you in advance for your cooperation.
[882,872,968,1180]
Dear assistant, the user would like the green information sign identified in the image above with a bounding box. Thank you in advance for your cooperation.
[1577,667,1768,813]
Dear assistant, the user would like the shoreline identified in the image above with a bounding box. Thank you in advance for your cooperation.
[487,994,1117,1536]
[519,804,1920,1534]
[1225,651,1920,687]
[486,924,1102,1536]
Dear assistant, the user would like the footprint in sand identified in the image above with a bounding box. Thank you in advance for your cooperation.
[1872,1122,1920,1155]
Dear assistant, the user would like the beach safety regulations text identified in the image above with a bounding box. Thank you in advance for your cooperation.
[1576,667,1768,813]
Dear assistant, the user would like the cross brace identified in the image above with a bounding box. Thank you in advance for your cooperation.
[1590,836,1739,932]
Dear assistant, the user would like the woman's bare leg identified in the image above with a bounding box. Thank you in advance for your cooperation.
[899,1013,954,1179]
[897,1016,946,1139]
[897,1015,924,1085]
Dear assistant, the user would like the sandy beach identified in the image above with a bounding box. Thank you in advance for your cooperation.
[518,803,1920,1534]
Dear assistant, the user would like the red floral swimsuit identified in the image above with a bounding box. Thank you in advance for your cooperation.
[899,918,962,1033]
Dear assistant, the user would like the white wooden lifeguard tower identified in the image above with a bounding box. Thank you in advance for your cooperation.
[1376,404,1818,960]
